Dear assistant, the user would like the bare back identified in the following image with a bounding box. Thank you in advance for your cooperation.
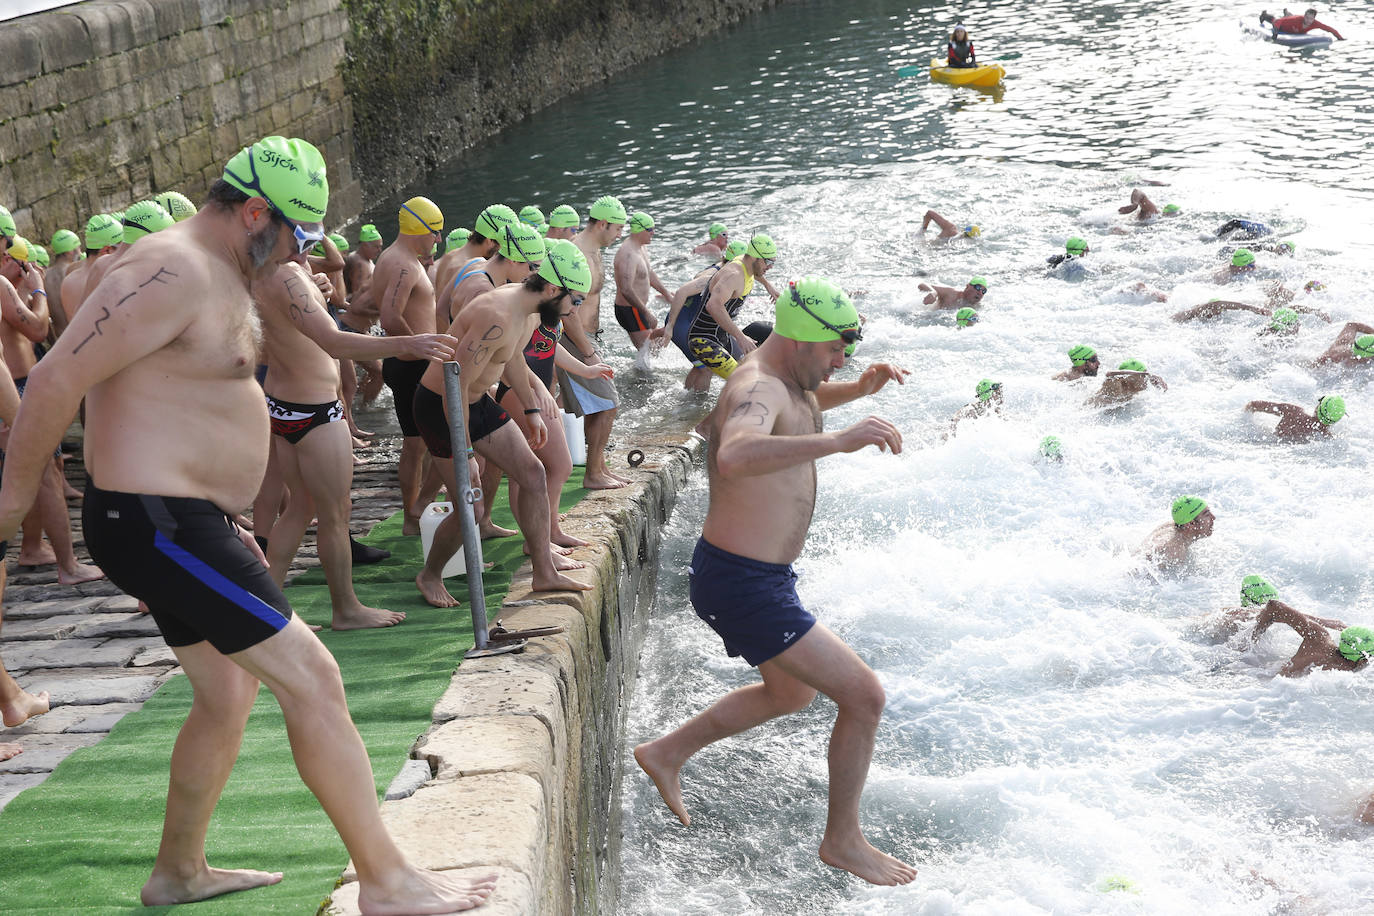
[372,243,435,342]
[572,231,606,335]
[256,263,341,403]
[613,240,650,307]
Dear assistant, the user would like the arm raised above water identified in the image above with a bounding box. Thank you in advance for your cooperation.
[815,362,910,411]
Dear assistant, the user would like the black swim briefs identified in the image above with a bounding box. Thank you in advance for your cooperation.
[382,357,428,437]
[82,482,293,654]
[613,302,653,334]
[265,394,344,444]
[412,386,510,459]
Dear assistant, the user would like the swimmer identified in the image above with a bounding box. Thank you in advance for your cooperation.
[1084,359,1167,407]
[919,276,986,310]
[1311,323,1374,368]
[1140,496,1214,569]
[612,211,673,348]
[956,306,978,327]
[43,228,82,337]
[1047,237,1089,269]
[1038,435,1064,461]
[691,221,729,257]
[545,204,580,240]
[0,136,496,912]
[920,209,980,240]
[434,203,517,325]
[1172,298,1325,326]
[518,204,546,237]
[451,219,546,319]
[59,214,124,319]
[1260,8,1344,40]
[1053,345,1100,381]
[1220,239,1296,259]
[1117,189,1167,221]
[1249,603,1368,677]
[1216,219,1271,241]
[949,378,1003,432]
[413,239,595,606]
[634,276,917,887]
[1244,395,1344,440]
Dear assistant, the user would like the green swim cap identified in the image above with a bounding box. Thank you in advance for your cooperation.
[1162,204,1181,215]
[122,200,174,244]
[1171,496,1207,526]
[708,221,728,239]
[976,378,1002,402]
[84,214,123,249]
[30,243,49,267]
[1316,394,1345,425]
[1278,240,1296,255]
[1239,575,1278,608]
[629,211,655,234]
[474,203,517,241]
[1069,345,1097,366]
[1231,248,1255,268]
[310,240,325,257]
[1066,236,1088,255]
[538,238,592,293]
[1352,334,1374,359]
[329,232,349,251]
[5,236,30,262]
[358,223,382,243]
[1039,435,1063,460]
[153,190,197,222]
[1338,626,1374,662]
[221,136,329,223]
[0,206,14,238]
[746,233,777,260]
[969,276,988,290]
[774,276,860,343]
[1118,359,1147,372]
[723,239,747,260]
[588,195,627,225]
[111,209,125,223]
[498,220,546,263]
[548,204,580,229]
[956,307,978,327]
[519,205,545,228]
[50,229,80,254]
[445,227,469,252]
[1268,307,1298,332]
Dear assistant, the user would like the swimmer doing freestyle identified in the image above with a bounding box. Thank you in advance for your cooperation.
[635,276,918,886]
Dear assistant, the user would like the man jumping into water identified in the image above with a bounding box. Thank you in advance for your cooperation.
[635,276,917,886]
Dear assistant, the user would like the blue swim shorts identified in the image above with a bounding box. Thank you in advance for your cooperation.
[689,537,816,666]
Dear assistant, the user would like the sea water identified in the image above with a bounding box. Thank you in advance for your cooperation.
[405,0,1374,911]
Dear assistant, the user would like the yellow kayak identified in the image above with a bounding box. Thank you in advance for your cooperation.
[929,58,1005,88]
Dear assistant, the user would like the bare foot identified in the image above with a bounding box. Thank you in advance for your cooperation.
[141,865,283,906]
[56,562,105,586]
[552,532,589,548]
[610,470,633,485]
[583,474,627,490]
[137,600,151,615]
[16,544,57,567]
[524,542,573,557]
[402,514,422,537]
[357,867,498,915]
[416,572,459,608]
[531,571,593,592]
[551,553,585,572]
[818,834,918,886]
[0,741,22,761]
[634,740,690,825]
[352,436,372,450]
[352,426,375,438]
[480,522,518,539]
[1,687,50,727]
[332,605,406,630]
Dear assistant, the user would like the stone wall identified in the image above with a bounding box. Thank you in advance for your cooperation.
[0,0,361,244]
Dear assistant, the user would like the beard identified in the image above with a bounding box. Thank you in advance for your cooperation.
[247,221,281,269]
[538,290,567,327]
[1084,364,1100,376]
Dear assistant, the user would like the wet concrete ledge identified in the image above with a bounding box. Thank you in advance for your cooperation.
[325,430,701,916]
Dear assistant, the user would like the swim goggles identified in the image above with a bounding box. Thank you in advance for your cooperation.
[222,155,325,256]
[788,284,862,345]
[970,282,987,292]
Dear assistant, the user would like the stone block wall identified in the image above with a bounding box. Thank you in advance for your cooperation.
[0,0,361,244]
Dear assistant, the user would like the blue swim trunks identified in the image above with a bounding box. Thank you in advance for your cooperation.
[689,537,816,666]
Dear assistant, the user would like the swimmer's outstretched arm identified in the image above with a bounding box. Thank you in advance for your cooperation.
[815,363,910,410]
[1244,400,1288,416]
[1172,301,1264,321]
[1291,304,1331,321]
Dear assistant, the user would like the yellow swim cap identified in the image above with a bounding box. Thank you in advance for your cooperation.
[6,235,31,262]
[398,196,443,236]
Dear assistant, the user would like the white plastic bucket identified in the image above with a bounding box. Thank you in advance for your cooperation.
[562,411,587,466]
[418,501,466,578]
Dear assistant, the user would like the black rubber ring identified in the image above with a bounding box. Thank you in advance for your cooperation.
[627,449,645,468]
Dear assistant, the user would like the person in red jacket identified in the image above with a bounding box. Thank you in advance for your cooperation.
[1260,8,1344,40]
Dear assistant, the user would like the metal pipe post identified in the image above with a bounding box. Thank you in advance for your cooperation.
[441,361,490,649]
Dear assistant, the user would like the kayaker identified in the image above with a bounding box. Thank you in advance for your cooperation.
[1259,8,1344,40]
[946,24,976,68]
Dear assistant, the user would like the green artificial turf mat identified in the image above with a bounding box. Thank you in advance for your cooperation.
[0,470,586,913]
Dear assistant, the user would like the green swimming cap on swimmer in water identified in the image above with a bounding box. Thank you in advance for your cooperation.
[746,233,777,260]
[1231,248,1255,268]
[84,214,123,249]
[153,190,197,222]
[1118,359,1147,372]
[222,136,329,223]
[1162,204,1181,215]
[1171,496,1207,526]
[976,378,1002,401]
[1338,627,1374,663]
[548,204,580,229]
[122,200,174,244]
[708,222,728,239]
[588,195,627,224]
[445,228,469,252]
[1279,240,1296,255]
[1352,334,1374,359]
[1317,395,1345,426]
[1240,575,1278,607]
[723,239,747,260]
[50,229,80,255]
[969,276,988,290]
[359,223,382,242]
[1066,237,1088,255]
[956,307,978,327]
[329,232,349,251]
[1069,345,1097,366]
[774,276,860,343]
[1268,308,1298,332]
[1039,435,1064,460]
[0,206,15,239]
[474,204,518,242]
[629,211,655,234]
[538,238,592,293]
[498,220,546,263]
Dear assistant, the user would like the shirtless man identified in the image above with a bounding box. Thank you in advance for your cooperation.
[558,196,629,490]
[1084,360,1167,408]
[949,378,1003,432]
[363,197,446,536]
[612,211,673,348]
[447,219,541,321]
[1053,345,1099,381]
[409,239,595,607]
[634,276,917,887]
[1248,601,1368,677]
[434,205,516,325]
[545,204,580,240]
[920,209,980,240]
[919,276,986,310]
[1140,496,1214,569]
[0,136,495,912]
[0,238,102,584]
[691,222,728,257]
[60,214,124,319]
[338,224,385,402]
[1312,323,1374,367]
[255,255,460,629]
[42,229,82,337]
[1244,395,1344,440]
